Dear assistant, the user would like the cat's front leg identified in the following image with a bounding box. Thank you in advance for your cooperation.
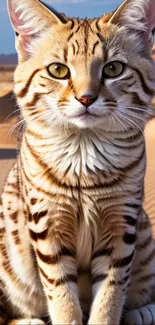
[88,233,136,325]
[29,207,82,325]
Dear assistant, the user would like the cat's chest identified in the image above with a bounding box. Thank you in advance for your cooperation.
[42,131,139,187]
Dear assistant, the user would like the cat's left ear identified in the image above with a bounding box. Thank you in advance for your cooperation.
[109,0,155,48]
[7,0,67,62]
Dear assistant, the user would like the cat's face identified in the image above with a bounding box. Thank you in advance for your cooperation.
[8,0,155,132]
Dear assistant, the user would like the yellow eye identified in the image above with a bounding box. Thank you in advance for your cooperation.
[103,61,124,78]
[47,63,70,79]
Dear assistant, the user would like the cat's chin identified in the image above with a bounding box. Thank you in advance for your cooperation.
[69,112,102,129]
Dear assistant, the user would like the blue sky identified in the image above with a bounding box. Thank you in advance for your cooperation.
[0,0,122,54]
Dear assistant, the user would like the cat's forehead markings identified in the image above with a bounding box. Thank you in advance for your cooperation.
[67,19,103,58]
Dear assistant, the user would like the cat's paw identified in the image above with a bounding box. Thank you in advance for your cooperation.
[124,304,155,325]
[8,319,46,325]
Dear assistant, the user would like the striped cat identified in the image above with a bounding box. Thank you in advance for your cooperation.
[1,0,155,324]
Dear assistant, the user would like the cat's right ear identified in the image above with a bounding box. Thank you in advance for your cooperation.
[7,0,64,62]
[109,0,155,49]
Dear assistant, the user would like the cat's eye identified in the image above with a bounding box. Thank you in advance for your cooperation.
[102,61,124,78]
[47,63,70,80]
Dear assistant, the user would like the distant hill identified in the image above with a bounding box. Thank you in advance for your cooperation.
[0,54,17,65]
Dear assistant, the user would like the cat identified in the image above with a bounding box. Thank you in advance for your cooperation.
[1,0,155,324]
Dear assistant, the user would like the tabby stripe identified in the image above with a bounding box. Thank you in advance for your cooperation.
[20,157,67,197]
[95,18,101,32]
[29,229,48,241]
[112,251,135,268]
[30,198,38,205]
[123,232,136,245]
[139,220,150,230]
[22,140,122,190]
[138,274,155,283]
[63,47,68,62]
[69,19,75,29]
[125,203,140,209]
[92,274,107,284]
[137,236,152,250]
[67,32,74,42]
[109,275,129,286]
[75,40,80,55]
[11,230,21,245]
[118,275,130,285]
[115,131,141,142]
[140,250,155,266]
[123,215,137,226]
[84,20,88,55]
[39,267,77,286]
[9,212,18,223]
[92,247,113,259]
[132,93,147,106]
[39,266,54,284]
[74,24,81,34]
[25,137,71,189]
[25,136,122,190]
[92,41,99,55]
[126,267,131,274]
[93,142,144,173]
[37,246,75,264]
[78,267,90,275]
[132,67,154,96]
[36,250,58,264]
[18,69,42,98]
[32,210,48,224]
[72,44,76,55]
[55,274,77,287]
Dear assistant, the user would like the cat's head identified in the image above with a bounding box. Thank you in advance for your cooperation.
[8,0,155,132]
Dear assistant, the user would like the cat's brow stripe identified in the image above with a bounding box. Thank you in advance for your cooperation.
[92,41,100,55]
[71,43,76,56]
[63,47,68,62]
[75,40,80,55]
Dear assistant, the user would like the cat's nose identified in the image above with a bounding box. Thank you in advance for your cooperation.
[76,94,98,107]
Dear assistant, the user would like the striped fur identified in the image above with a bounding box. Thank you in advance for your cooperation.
[1,0,155,324]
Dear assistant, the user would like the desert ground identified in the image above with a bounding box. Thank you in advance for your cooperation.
[0,64,155,234]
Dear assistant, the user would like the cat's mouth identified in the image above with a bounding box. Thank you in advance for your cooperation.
[73,108,99,118]
[76,112,98,118]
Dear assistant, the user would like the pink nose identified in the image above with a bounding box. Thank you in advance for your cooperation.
[76,94,98,107]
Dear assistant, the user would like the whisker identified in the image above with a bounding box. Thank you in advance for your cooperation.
[4,109,21,123]
[116,112,144,135]
[113,113,129,132]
